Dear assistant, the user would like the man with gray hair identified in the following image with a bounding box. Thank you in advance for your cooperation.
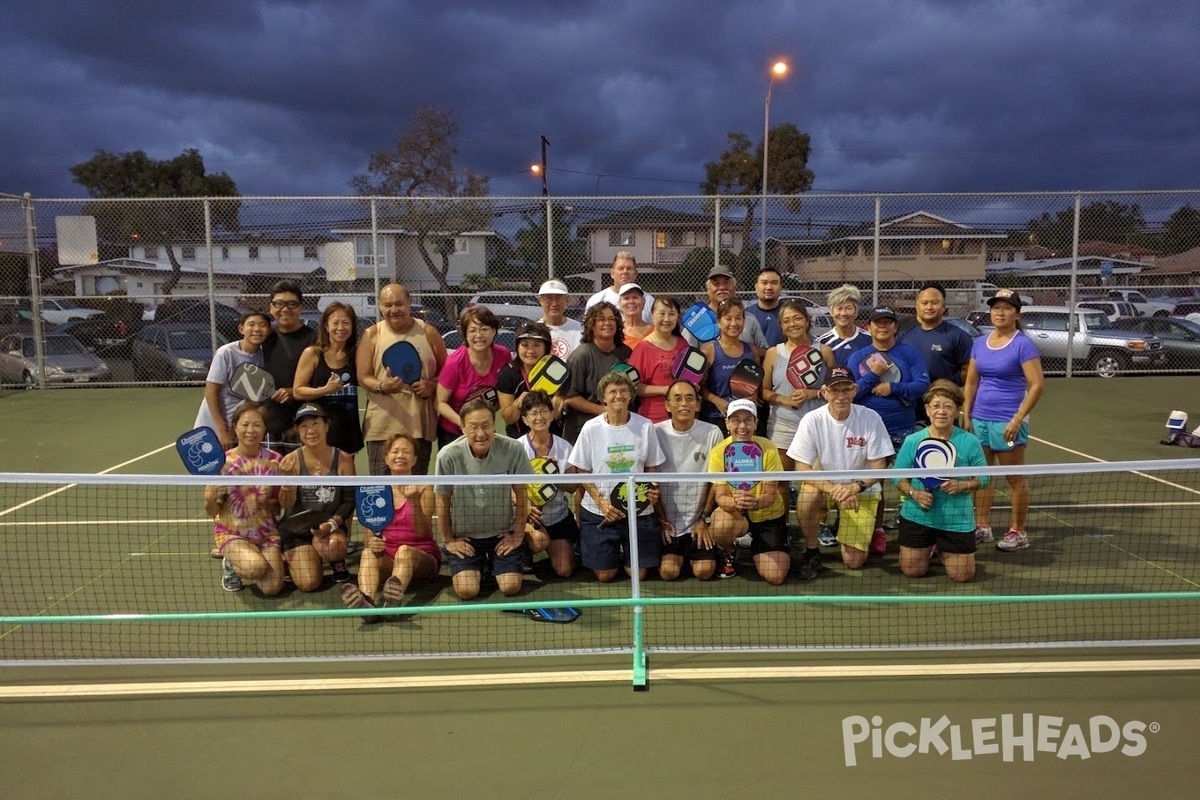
[682,264,769,349]
[585,251,654,323]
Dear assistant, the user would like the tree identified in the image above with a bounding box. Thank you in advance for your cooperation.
[350,107,492,317]
[1026,200,1146,254]
[69,148,240,295]
[701,123,814,269]
[675,246,736,286]
[1160,205,1200,255]
[510,203,588,286]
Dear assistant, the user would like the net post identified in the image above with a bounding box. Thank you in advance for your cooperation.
[626,475,649,691]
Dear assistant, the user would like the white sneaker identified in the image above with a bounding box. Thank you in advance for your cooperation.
[996,530,1029,552]
[974,526,994,545]
[734,533,753,549]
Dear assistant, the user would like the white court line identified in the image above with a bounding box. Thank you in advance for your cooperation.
[0,518,207,527]
[0,443,174,519]
[1031,435,1200,497]
[3,658,1200,699]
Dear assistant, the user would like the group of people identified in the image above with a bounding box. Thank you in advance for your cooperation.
[197,257,1045,611]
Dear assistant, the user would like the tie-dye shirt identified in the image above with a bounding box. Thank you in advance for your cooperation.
[213,447,282,547]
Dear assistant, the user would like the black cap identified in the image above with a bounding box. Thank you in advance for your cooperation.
[824,366,856,387]
[868,306,898,322]
[293,403,328,423]
[986,288,1022,310]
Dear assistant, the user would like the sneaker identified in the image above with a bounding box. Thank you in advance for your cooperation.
[330,560,351,583]
[818,524,838,548]
[796,548,824,581]
[221,558,243,592]
[717,548,737,579]
[340,583,380,624]
[734,533,753,549]
[345,540,363,557]
[996,529,1029,552]
[883,512,900,530]
[974,526,994,545]
[380,576,405,609]
[870,529,888,555]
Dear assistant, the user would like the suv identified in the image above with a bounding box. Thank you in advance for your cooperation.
[464,292,545,322]
[1082,289,1174,317]
[19,298,104,325]
[1018,306,1165,377]
[1076,300,1138,322]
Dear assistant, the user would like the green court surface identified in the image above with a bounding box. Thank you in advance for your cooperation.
[2,378,1200,798]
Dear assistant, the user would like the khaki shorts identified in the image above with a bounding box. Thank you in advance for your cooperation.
[837,496,880,553]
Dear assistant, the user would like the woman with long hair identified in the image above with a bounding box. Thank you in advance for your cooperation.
[560,302,631,443]
[628,295,687,424]
[699,298,762,435]
[293,302,363,453]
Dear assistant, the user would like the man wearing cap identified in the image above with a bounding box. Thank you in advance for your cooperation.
[707,398,790,584]
[745,267,785,347]
[896,281,973,387]
[585,252,654,323]
[788,366,895,573]
[682,265,769,349]
[846,306,930,553]
[357,283,447,475]
[537,279,583,360]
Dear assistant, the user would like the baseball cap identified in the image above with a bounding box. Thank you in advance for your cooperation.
[537,279,569,296]
[514,321,552,343]
[824,366,856,388]
[725,398,759,419]
[707,265,735,280]
[868,306,898,322]
[617,282,644,296]
[986,287,1022,310]
[293,403,328,423]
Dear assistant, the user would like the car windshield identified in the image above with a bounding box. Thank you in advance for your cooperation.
[169,330,220,349]
[51,299,82,309]
[1081,312,1110,329]
[25,336,88,357]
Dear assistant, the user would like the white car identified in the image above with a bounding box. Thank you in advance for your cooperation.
[464,292,545,322]
[26,298,104,325]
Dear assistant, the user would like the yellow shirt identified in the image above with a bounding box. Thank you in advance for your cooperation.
[707,435,786,522]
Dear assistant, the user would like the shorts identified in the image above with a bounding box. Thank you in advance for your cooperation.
[834,496,880,553]
[383,537,443,573]
[898,517,977,554]
[279,525,347,553]
[766,414,799,454]
[445,534,526,577]
[661,533,719,561]
[972,418,1029,452]
[541,513,580,542]
[746,512,790,554]
[579,508,662,571]
[214,529,281,554]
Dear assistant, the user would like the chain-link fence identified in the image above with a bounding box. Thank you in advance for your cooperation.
[2,190,1199,387]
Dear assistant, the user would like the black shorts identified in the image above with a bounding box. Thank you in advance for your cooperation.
[898,517,976,554]
[445,534,527,576]
[279,525,346,553]
[661,534,719,561]
[747,512,789,554]
[579,508,662,571]
[542,513,580,542]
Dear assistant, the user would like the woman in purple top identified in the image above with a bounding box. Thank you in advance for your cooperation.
[962,289,1045,553]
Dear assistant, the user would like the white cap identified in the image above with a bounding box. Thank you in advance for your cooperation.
[1167,410,1189,431]
[726,398,758,419]
[617,282,644,295]
[538,279,569,296]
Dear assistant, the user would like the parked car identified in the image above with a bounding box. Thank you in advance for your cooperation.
[149,300,243,342]
[20,298,104,325]
[1015,306,1165,378]
[131,323,227,382]
[411,303,454,333]
[1075,300,1138,322]
[442,328,516,352]
[464,293,545,322]
[1102,316,1200,370]
[53,310,144,356]
[1081,289,1174,317]
[0,333,110,387]
[1171,301,1200,319]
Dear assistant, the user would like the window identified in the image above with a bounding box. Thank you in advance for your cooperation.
[453,237,469,254]
[181,246,196,260]
[656,232,666,249]
[303,245,319,260]
[221,246,230,260]
[987,251,1003,262]
[720,232,733,247]
[143,246,159,260]
[609,230,635,247]
[354,237,386,267]
[248,246,259,260]
[886,240,917,256]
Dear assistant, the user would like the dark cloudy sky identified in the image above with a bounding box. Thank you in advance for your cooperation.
[3,0,1198,200]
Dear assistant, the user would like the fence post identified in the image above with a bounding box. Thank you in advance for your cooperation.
[23,193,45,388]
[714,196,722,274]
[203,200,218,353]
[625,475,649,691]
[1067,193,1081,377]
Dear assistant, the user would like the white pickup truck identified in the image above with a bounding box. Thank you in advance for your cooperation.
[1082,289,1174,317]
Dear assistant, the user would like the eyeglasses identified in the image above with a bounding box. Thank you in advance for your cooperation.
[523,407,552,418]
[270,300,301,310]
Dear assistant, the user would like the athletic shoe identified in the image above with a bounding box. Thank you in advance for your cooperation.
[883,512,900,530]
[345,540,363,557]
[330,561,351,583]
[221,558,243,592]
[340,583,380,624]
[796,548,824,581]
[996,529,1029,552]
[974,526,994,545]
[870,529,888,555]
[818,523,838,548]
[380,576,405,609]
[718,548,737,579]
[734,533,753,549]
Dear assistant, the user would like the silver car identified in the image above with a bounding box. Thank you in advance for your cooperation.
[0,333,111,388]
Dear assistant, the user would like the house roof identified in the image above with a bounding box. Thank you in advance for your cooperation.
[53,257,322,278]
[575,205,731,229]
[1142,246,1200,276]
[986,255,1149,277]
[778,210,1006,245]
[1077,240,1160,258]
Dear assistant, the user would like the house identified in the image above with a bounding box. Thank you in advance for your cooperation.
[1076,240,1159,262]
[985,256,1153,295]
[328,220,507,294]
[1140,246,1200,289]
[52,258,245,301]
[575,204,747,269]
[781,211,1008,286]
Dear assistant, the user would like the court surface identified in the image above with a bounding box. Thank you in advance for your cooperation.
[2,376,1200,798]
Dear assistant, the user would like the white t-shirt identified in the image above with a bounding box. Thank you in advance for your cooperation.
[654,419,723,536]
[786,404,894,496]
[569,412,664,515]
[517,433,574,527]
[585,287,655,323]
[540,317,583,361]
[194,341,263,432]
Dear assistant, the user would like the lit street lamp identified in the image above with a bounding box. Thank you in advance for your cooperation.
[760,59,788,271]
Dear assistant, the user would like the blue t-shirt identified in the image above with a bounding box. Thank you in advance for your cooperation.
[701,340,754,424]
[970,332,1040,422]
[893,426,990,533]
[746,303,783,347]
[897,321,974,385]
[846,341,930,437]
[817,326,873,368]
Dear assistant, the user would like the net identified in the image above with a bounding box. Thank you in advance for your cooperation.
[1,459,1199,668]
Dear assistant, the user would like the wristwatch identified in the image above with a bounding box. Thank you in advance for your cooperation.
[700,512,712,525]
[855,480,869,492]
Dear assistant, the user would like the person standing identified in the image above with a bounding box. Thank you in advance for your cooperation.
[682,265,768,350]
[260,280,317,452]
[897,282,973,386]
[746,267,785,347]
[816,284,872,367]
[628,296,688,425]
[561,302,632,443]
[537,279,583,360]
[585,252,655,323]
[292,302,364,454]
[357,283,447,475]
[962,288,1045,553]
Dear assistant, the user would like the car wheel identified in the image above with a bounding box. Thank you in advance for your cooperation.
[1153,311,1170,317]
[1089,351,1129,379]
[21,370,35,389]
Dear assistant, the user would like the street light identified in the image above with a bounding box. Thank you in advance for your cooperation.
[760,59,788,271]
